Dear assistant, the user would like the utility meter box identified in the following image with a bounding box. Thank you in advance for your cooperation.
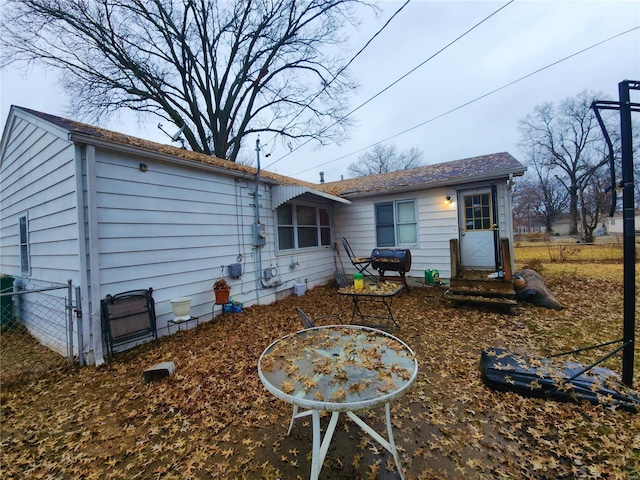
[253,222,266,246]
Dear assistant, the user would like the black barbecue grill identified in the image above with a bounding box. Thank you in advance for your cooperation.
[371,248,412,291]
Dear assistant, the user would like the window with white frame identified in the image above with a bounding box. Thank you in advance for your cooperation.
[375,200,417,247]
[277,203,332,250]
[19,215,30,275]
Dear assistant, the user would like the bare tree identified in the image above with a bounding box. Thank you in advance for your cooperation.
[1,0,373,162]
[347,144,424,177]
[578,167,612,241]
[518,91,612,237]
[512,160,567,235]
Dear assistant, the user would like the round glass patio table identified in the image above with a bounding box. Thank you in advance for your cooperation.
[258,324,418,480]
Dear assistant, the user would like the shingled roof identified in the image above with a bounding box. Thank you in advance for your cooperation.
[318,152,526,197]
[8,107,525,200]
[10,106,323,191]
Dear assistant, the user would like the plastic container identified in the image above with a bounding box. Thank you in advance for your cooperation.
[170,297,192,320]
[294,281,306,296]
[353,273,364,291]
[425,269,439,285]
[424,270,433,285]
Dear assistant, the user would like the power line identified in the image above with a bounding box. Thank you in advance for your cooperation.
[261,0,411,162]
[265,0,515,169]
[290,25,640,177]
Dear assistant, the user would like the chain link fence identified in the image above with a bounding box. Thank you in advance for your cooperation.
[1,276,79,387]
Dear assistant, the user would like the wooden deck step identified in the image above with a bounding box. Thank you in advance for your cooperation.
[448,279,516,299]
[446,275,517,310]
[447,285,517,299]
[444,290,517,307]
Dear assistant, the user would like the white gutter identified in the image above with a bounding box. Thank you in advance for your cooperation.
[74,145,90,366]
[84,145,104,365]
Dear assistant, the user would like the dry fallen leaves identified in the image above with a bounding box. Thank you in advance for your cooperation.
[1,265,639,479]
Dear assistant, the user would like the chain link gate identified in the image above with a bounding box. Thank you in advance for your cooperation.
[0,277,80,387]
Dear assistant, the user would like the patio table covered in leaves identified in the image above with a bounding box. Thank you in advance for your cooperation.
[258,324,418,480]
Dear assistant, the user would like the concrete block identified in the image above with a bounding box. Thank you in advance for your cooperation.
[142,361,176,384]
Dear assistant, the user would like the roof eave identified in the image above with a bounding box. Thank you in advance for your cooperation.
[69,132,288,183]
[340,167,527,199]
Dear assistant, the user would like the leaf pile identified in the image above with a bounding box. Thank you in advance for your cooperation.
[1,265,639,479]
[260,326,415,404]
[339,281,401,295]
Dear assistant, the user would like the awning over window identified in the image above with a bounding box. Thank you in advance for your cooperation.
[271,185,351,210]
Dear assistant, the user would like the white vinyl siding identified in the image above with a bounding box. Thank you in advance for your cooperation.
[0,114,79,281]
[333,188,469,280]
[91,151,340,329]
[0,112,80,357]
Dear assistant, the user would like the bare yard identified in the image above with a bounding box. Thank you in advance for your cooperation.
[1,263,639,479]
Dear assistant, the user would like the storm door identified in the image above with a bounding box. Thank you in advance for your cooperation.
[458,189,498,269]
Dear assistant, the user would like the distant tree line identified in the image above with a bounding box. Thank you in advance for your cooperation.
[514,90,640,243]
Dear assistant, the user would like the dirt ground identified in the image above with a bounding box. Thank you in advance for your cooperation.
[1,267,639,479]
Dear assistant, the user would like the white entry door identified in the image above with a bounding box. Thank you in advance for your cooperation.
[459,189,497,269]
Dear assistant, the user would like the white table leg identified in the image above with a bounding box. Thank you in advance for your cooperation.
[345,403,405,480]
[288,405,299,436]
[385,402,404,480]
[310,410,340,480]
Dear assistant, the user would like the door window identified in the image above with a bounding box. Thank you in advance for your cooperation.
[463,194,491,231]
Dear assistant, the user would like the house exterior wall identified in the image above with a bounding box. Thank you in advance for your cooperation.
[269,197,342,290]
[333,180,515,281]
[1,108,522,364]
[333,186,459,280]
[89,147,339,343]
[0,112,82,356]
[605,211,640,235]
[1,111,341,364]
[549,211,640,237]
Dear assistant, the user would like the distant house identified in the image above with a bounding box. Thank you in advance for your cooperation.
[513,213,547,235]
[551,210,640,238]
[551,213,574,236]
[603,210,640,235]
[0,106,526,364]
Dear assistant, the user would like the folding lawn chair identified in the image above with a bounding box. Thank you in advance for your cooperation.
[341,237,377,283]
[101,288,157,364]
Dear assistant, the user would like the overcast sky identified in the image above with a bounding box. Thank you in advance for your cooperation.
[1,1,638,183]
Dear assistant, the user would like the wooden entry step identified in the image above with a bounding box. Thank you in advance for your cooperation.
[448,278,516,297]
[446,277,517,308]
[447,238,517,309]
[444,291,517,308]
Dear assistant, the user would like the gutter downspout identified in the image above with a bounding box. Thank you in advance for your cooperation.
[85,144,104,365]
[74,144,89,366]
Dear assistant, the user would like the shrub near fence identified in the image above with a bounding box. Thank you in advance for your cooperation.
[514,242,638,263]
